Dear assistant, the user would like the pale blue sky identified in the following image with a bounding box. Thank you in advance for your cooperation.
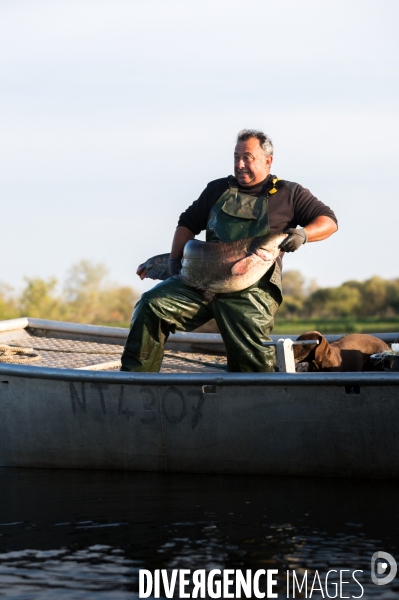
[1,0,398,294]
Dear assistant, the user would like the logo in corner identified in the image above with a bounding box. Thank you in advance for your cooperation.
[371,551,397,586]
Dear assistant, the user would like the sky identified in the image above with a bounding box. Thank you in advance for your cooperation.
[0,0,398,295]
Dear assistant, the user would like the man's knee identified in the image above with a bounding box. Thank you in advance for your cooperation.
[133,287,166,314]
[139,288,162,306]
[134,281,183,315]
[131,287,184,334]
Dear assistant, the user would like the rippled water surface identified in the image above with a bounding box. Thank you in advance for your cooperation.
[0,468,398,598]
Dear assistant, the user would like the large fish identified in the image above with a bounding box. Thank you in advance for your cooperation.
[137,232,288,297]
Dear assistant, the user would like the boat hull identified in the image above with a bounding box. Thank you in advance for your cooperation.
[1,365,399,478]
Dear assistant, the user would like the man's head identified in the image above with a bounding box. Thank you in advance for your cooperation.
[234,129,273,187]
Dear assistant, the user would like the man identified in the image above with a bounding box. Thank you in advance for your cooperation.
[121,129,337,372]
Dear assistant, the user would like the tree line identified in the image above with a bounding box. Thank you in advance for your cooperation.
[279,270,399,318]
[0,260,139,327]
[0,262,398,326]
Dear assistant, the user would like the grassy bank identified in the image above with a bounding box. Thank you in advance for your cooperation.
[148,317,399,336]
[273,317,399,335]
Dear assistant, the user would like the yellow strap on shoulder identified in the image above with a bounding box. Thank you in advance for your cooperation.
[269,177,281,195]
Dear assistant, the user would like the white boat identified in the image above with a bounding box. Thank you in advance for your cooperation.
[0,317,398,478]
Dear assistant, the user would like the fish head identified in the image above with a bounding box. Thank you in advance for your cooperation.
[136,253,170,281]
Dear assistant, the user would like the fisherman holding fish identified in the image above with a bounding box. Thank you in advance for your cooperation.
[121,129,337,372]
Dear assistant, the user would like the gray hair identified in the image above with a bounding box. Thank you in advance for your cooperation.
[236,129,274,156]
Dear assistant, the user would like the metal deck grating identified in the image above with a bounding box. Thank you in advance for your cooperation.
[162,350,227,373]
[3,331,228,373]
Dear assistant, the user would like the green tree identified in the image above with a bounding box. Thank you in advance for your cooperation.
[98,286,138,325]
[19,277,62,319]
[0,283,18,320]
[282,270,306,298]
[358,276,389,317]
[279,270,318,317]
[63,260,108,323]
[387,279,399,314]
[62,260,138,325]
[305,284,361,317]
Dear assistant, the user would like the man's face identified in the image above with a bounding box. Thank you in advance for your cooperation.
[234,137,273,186]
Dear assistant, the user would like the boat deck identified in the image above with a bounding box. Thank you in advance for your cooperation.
[1,318,398,375]
[1,328,228,373]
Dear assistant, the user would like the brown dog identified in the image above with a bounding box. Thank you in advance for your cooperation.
[293,331,390,372]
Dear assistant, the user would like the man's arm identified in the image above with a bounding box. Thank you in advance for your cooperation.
[167,226,195,276]
[280,216,337,252]
[169,180,227,269]
[167,180,221,275]
[304,215,338,242]
[170,226,195,258]
[277,181,338,252]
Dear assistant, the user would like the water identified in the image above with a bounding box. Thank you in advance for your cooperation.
[0,468,398,599]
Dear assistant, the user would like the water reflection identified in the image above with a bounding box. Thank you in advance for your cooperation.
[0,469,398,598]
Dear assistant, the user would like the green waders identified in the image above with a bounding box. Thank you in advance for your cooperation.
[121,176,283,372]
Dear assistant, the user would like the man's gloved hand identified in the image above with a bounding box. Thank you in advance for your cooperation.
[279,228,308,253]
[168,257,182,276]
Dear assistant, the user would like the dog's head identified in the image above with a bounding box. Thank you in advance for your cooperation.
[293,331,332,370]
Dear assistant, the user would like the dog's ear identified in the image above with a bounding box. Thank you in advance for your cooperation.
[293,344,312,362]
[314,334,332,367]
[294,331,322,363]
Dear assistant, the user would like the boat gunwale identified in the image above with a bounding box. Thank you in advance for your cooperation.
[0,362,398,386]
